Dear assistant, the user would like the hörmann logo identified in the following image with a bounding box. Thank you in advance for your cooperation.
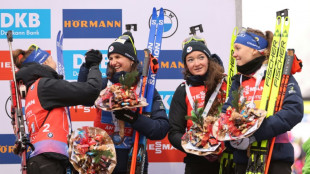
[0,9,51,39]
[149,9,178,38]
[63,9,122,38]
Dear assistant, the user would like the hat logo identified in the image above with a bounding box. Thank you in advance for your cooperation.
[109,46,114,52]
[186,46,193,53]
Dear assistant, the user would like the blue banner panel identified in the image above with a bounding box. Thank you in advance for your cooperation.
[0,9,51,39]
[63,9,122,38]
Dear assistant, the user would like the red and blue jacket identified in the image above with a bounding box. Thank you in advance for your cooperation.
[222,72,303,164]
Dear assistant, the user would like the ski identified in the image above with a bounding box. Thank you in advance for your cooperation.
[264,49,295,174]
[128,49,151,174]
[7,30,30,174]
[56,31,74,174]
[128,8,164,174]
[246,9,290,174]
[219,26,239,174]
[57,30,65,78]
[226,27,238,98]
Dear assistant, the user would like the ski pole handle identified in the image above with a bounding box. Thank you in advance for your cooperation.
[142,49,150,77]
[7,30,13,42]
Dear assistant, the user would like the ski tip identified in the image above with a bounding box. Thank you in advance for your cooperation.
[7,30,13,42]
[159,8,164,14]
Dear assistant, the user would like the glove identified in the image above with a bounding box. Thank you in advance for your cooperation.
[113,109,138,124]
[204,154,219,162]
[85,49,103,68]
[230,136,256,150]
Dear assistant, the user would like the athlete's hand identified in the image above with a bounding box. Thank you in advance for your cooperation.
[230,136,256,150]
[113,109,138,124]
[85,49,102,68]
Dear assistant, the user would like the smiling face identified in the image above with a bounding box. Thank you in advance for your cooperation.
[108,53,134,72]
[185,51,209,76]
[233,43,258,66]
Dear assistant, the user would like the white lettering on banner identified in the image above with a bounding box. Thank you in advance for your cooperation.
[73,71,78,77]
[0,13,40,28]
[0,61,11,68]
[104,125,114,130]
[155,141,161,154]
[69,105,96,113]
[160,95,170,110]
[102,56,108,69]
[147,141,177,154]
[26,30,39,35]
[73,54,84,68]
[15,13,27,27]
[1,30,25,35]
[28,13,40,27]
[1,13,14,27]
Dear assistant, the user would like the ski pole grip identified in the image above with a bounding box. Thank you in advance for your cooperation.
[142,49,150,76]
[7,30,13,42]
[287,49,294,56]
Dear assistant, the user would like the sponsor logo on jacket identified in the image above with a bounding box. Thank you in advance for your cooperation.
[0,9,51,39]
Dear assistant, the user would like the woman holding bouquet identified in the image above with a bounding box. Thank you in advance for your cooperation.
[13,45,103,174]
[78,32,169,174]
[222,28,303,174]
[168,35,226,174]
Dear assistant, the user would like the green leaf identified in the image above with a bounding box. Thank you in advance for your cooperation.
[231,86,244,113]
[91,149,114,164]
[119,70,139,89]
[185,100,204,128]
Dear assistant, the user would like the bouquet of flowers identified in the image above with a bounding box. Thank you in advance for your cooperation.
[95,71,147,111]
[68,126,116,174]
[181,100,225,156]
[212,87,267,141]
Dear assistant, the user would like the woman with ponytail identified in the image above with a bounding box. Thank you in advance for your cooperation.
[13,45,103,174]
[223,28,303,174]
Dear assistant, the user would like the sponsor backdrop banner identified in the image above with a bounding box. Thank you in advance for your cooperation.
[0,0,235,173]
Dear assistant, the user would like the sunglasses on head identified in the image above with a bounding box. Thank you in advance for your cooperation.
[28,44,40,51]
[182,35,206,49]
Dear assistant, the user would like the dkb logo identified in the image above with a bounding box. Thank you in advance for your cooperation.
[0,9,51,39]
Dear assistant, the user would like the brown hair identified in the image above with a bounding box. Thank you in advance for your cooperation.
[246,28,274,59]
[13,47,35,69]
[183,59,226,114]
